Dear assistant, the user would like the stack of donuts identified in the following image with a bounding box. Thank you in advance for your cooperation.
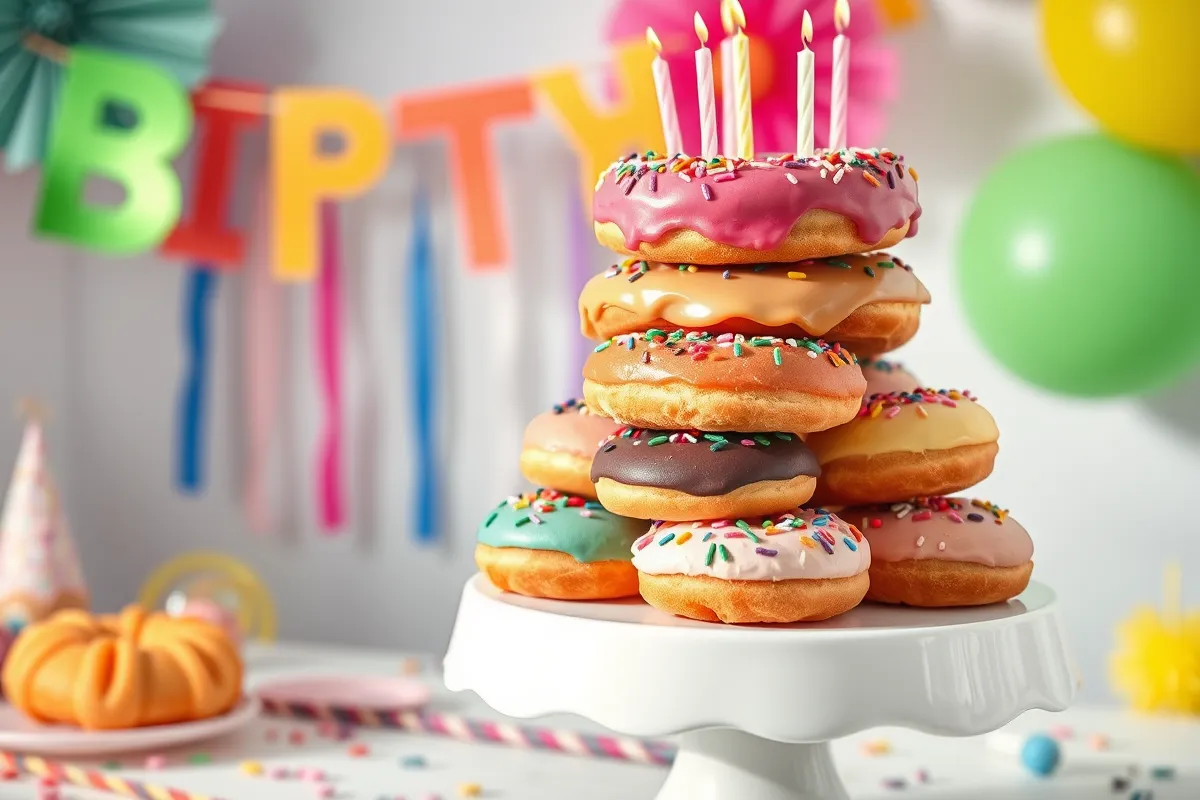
[475,146,1035,622]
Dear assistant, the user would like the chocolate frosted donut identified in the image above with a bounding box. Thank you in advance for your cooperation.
[583,330,866,434]
[580,254,930,355]
[591,427,820,520]
[594,150,922,265]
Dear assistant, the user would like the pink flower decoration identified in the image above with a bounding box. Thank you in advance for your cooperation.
[605,0,898,154]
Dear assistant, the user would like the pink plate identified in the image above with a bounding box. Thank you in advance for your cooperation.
[255,675,431,711]
[0,695,260,757]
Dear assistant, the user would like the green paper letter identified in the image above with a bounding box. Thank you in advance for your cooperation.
[34,48,192,254]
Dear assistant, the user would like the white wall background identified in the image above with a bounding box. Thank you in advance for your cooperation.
[0,0,1196,704]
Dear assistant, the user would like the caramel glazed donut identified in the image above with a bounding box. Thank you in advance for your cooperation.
[476,489,643,600]
[593,149,921,265]
[846,497,1033,607]
[581,254,930,357]
[583,330,865,434]
[807,389,1000,506]
[632,508,871,624]
[591,427,820,521]
[519,398,620,498]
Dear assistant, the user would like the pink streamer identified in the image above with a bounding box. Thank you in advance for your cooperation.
[243,186,279,533]
[316,202,345,531]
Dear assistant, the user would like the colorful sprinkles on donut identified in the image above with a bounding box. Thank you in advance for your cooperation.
[860,389,977,418]
[858,497,1010,530]
[606,426,796,453]
[601,254,914,281]
[593,329,857,368]
[488,488,605,525]
[599,148,916,195]
[633,510,863,569]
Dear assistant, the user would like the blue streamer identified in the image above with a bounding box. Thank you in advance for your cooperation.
[407,187,440,541]
[176,265,218,493]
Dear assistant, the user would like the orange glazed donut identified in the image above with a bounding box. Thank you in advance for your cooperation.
[847,497,1033,607]
[580,254,930,356]
[2,606,242,730]
[519,398,620,498]
[593,150,921,265]
[807,389,1000,506]
[583,330,865,434]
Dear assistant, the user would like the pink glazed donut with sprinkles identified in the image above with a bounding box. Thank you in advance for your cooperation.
[846,497,1033,607]
[593,149,921,265]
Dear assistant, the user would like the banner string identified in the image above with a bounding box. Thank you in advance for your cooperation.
[243,185,279,533]
[315,202,345,532]
[175,265,217,493]
[407,185,440,542]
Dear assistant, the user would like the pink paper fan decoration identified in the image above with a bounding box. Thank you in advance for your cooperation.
[605,0,897,154]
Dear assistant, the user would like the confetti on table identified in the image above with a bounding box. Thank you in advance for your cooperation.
[1150,765,1176,780]
[348,743,371,757]
[1049,724,1074,740]
[862,739,892,756]
[187,753,211,765]
[458,783,482,797]
[144,755,166,770]
[1088,733,1110,751]
[240,760,264,776]
[400,755,428,769]
[289,729,307,744]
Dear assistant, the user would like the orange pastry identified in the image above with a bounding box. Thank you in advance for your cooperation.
[2,605,243,730]
[579,255,930,355]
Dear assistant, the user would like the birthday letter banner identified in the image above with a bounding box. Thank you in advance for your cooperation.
[30,43,665,276]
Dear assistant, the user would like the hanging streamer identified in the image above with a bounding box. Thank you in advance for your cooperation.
[315,203,346,531]
[243,186,280,533]
[566,163,593,394]
[175,265,218,493]
[407,186,440,542]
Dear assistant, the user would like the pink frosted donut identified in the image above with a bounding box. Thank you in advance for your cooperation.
[593,150,922,265]
[520,399,620,498]
[847,497,1033,607]
[860,358,920,395]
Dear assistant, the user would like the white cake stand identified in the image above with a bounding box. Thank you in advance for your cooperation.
[443,575,1077,800]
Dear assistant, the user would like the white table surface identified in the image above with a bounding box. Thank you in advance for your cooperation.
[0,641,1195,799]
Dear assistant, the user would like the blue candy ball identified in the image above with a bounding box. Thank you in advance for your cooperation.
[1020,734,1061,777]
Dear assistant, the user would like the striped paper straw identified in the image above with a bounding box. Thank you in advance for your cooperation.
[0,752,220,800]
[260,699,676,766]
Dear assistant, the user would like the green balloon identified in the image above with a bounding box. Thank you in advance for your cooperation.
[958,134,1200,397]
[34,47,192,254]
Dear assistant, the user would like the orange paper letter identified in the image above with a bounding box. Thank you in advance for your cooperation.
[271,89,389,280]
[395,81,534,271]
[160,79,268,267]
[533,43,666,208]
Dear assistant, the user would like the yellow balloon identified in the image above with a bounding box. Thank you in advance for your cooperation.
[1042,0,1200,154]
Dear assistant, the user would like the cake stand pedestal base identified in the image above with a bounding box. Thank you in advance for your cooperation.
[659,731,845,800]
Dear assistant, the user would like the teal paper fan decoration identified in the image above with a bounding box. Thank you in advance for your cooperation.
[0,0,222,172]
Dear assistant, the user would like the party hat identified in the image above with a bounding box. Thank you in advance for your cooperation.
[0,408,88,630]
